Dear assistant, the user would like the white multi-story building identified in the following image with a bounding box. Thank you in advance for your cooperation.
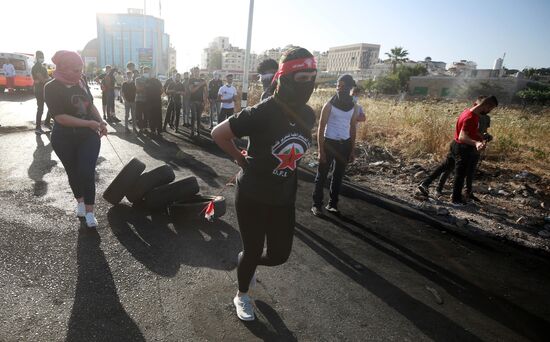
[168,46,177,72]
[327,43,380,73]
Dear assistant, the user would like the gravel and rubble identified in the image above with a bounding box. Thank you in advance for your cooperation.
[303,142,550,253]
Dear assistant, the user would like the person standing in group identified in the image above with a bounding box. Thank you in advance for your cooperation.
[31,50,51,134]
[450,95,498,205]
[44,50,107,228]
[311,74,359,216]
[126,61,136,74]
[104,67,119,122]
[134,67,148,133]
[164,73,186,132]
[145,72,164,136]
[208,72,223,128]
[163,70,177,130]
[257,58,279,101]
[217,74,237,125]
[121,71,137,133]
[212,47,317,321]
[114,70,124,103]
[3,59,16,94]
[188,67,207,137]
[181,71,191,127]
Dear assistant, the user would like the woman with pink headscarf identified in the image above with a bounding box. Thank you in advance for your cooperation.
[44,50,108,228]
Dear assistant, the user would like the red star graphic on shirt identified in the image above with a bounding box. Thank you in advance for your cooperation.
[275,145,304,171]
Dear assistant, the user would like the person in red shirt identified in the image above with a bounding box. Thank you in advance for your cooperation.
[451,95,498,205]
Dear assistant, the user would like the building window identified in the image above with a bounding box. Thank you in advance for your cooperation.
[440,88,450,97]
[413,87,428,96]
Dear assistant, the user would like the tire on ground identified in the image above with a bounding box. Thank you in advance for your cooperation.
[169,195,226,222]
[144,176,200,210]
[126,164,175,203]
[103,158,146,205]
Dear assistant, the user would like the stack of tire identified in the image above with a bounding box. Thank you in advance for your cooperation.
[103,158,226,221]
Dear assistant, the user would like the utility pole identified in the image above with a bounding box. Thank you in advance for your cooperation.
[241,0,254,109]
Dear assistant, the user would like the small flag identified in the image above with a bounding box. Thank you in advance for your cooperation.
[204,200,215,221]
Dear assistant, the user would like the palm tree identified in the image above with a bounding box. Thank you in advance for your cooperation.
[385,47,409,73]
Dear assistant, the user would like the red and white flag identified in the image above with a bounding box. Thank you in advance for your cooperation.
[204,200,215,221]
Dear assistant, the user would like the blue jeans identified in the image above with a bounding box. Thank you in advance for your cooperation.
[51,125,101,205]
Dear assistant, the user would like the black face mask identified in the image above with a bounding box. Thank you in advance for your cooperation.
[275,73,315,109]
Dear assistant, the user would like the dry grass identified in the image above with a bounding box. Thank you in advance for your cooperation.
[299,89,550,178]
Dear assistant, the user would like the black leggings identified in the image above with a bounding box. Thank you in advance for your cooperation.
[235,190,295,293]
[51,126,100,205]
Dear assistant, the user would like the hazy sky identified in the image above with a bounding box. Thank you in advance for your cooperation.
[3,0,549,71]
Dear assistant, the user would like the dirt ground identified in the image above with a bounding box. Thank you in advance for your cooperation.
[303,142,550,254]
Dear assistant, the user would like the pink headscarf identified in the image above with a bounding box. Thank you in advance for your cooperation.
[52,50,84,85]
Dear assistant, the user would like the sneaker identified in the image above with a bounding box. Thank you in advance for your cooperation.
[85,212,98,228]
[465,192,481,203]
[451,200,467,207]
[311,206,323,217]
[325,204,340,214]
[76,202,86,217]
[233,294,255,321]
[417,183,429,196]
[35,128,45,135]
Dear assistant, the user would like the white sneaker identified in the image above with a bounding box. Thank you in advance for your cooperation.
[233,294,255,321]
[85,212,98,228]
[76,202,86,217]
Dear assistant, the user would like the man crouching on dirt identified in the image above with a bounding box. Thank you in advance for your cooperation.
[450,95,498,206]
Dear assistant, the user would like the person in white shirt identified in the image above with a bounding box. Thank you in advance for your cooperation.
[3,60,16,93]
[217,74,237,124]
[311,74,359,216]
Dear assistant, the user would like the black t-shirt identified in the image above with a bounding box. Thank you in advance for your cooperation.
[167,81,185,104]
[229,97,315,205]
[44,79,94,123]
[145,78,163,102]
[164,78,175,93]
[121,81,136,102]
[208,79,223,99]
[31,62,49,86]
[189,78,206,102]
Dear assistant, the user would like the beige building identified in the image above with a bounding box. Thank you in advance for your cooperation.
[168,46,177,72]
[327,43,380,73]
[313,51,329,72]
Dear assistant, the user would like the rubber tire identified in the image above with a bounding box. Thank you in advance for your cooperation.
[103,158,146,205]
[125,164,175,203]
[169,195,226,221]
[144,176,200,210]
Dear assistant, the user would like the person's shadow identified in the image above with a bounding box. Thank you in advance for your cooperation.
[27,134,57,196]
[107,204,241,277]
[65,228,145,342]
[243,300,298,342]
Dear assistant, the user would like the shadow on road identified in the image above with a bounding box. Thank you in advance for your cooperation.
[0,92,35,102]
[27,134,56,197]
[66,228,145,342]
[319,213,550,341]
[295,222,483,342]
[107,123,221,188]
[107,204,241,277]
[243,300,298,342]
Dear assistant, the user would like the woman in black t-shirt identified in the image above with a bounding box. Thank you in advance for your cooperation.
[44,51,107,228]
[212,47,318,321]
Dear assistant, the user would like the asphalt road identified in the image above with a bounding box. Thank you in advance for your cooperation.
[1,92,550,342]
